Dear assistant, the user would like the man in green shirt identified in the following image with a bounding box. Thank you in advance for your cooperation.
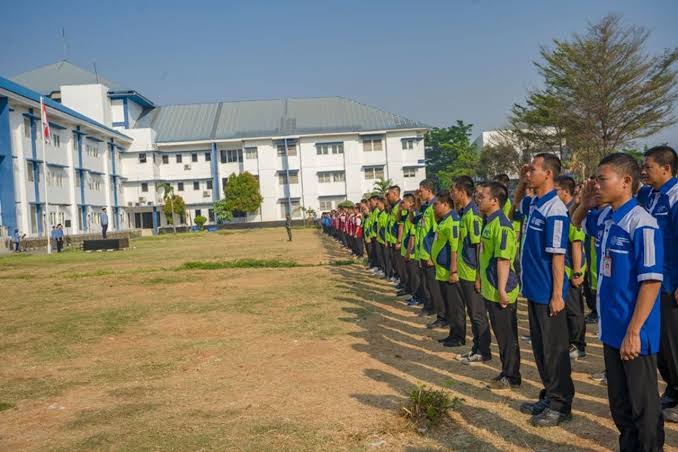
[386,186,405,287]
[417,179,438,318]
[477,181,522,390]
[366,195,381,272]
[431,191,466,345]
[375,197,389,277]
[400,194,420,301]
[556,175,587,360]
[452,176,492,362]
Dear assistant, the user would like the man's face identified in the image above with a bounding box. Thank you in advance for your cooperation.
[595,164,629,205]
[476,187,495,215]
[419,187,432,200]
[433,199,448,218]
[526,157,548,189]
[450,187,464,206]
[401,198,414,211]
[386,190,399,204]
[641,157,668,188]
[555,184,570,203]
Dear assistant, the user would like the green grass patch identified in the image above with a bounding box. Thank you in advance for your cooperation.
[180,258,298,270]
[401,384,462,430]
[0,402,15,411]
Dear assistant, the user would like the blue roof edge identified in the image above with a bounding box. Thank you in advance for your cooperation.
[0,75,132,143]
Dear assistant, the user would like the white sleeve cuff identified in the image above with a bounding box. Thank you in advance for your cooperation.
[637,273,663,282]
[545,247,566,254]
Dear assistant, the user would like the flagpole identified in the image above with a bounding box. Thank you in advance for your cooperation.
[40,97,52,254]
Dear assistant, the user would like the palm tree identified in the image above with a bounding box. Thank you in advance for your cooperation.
[372,177,393,196]
[156,182,176,234]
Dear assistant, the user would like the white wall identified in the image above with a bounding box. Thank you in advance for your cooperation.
[61,84,112,126]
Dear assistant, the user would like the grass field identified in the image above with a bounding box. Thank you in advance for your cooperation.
[1,227,676,451]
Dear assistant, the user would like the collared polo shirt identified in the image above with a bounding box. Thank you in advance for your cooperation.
[637,178,678,293]
[401,214,415,257]
[431,210,460,281]
[519,189,570,303]
[458,201,483,282]
[417,200,437,261]
[584,198,663,354]
[376,209,388,245]
[564,201,586,279]
[480,210,520,303]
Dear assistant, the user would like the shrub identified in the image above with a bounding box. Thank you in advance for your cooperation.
[401,384,462,430]
[194,215,207,230]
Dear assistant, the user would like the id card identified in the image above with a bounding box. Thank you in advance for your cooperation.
[602,255,612,278]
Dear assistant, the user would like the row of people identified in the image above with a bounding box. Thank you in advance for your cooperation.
[321,145,678,451]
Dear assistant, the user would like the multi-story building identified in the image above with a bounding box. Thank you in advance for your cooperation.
[1,61,428,236]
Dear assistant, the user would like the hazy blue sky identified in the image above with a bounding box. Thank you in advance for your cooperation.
[1,0,676,145]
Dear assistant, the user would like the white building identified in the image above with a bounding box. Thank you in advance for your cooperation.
[2,61,428,235]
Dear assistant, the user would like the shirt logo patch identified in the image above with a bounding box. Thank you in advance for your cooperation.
[530,217,545,228]
[611,236,630,247]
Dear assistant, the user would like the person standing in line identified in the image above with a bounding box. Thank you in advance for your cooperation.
[477,181,522,390]
[574,153,665,452]
[638,145,678,423]
[514,153,575,427]
[100,207,109,239]
[55,223,64,253]
[452,176,492,364]
[12,228,21,252]
[285,214,293,241]
[555,175,587,360]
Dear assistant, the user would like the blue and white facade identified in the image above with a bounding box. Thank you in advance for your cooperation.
[2,61,428,235]
[0,75,132,238]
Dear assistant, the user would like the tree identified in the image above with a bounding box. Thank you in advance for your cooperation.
[157,182,178,234]
[213,172,263,223]
[513,14,678,176]
[162,194,186,225]
[337,200,355,209]
[371,178,393,196]
[425,121,479,188]
[477,142,522,180]
[194,215,207,230]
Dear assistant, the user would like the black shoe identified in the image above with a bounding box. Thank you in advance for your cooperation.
[487,375,520,390]
[442,339,465,348]
[437,336,453,343]
[417,309,434,317]
[661,393,676,410]
[396,290,409,296]
[585,312,598,324]
[520,398,550,415]
[426,319,448,329]
[664,406,678,423]
[530,408,571,427]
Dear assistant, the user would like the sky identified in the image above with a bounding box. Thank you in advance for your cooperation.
[1,0,677,146]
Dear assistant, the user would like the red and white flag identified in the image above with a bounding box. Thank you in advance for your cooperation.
[40,97,50,143]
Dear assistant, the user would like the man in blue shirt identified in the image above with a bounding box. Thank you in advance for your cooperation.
[514,152,574,427]
[574,152,664,452]
[638,145,678,423]
[101,207,109,239]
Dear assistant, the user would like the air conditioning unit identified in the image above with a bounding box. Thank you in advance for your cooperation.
[138,197,146,203]
[147,202,153,206]
[203,191,211,198]
[127,202,133,207]
[184,164,191,170]
[135,202,141,207]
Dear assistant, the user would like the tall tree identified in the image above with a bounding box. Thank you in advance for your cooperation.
[425,121,479,188]
[214,172,263,223]
[156,182,178,233]
[371,177,393,196]
[512,14,678,176]
[477,143,522,180]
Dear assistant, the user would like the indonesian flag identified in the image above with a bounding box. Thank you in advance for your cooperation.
[40,97,50,143]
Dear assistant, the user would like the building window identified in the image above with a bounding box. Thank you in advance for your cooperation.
[278,172,299,185]
[402,139,415,150]
[316,143,344,155]
[319,200,333,211]
[47,168,64,187]
[141,182,148,192]
[87,175,102,191]
[364,167,385,180]
[162,155,169,164]
[280,199,301,218]
[318,172,331,183]
[277,143,297,156]
[244,147,258,159]
[23,117,31,139]
[86,143,99,157]
[362,138,383,152]
[139,153,147,163]
[176,154,182,163]
[193,181,200,190]
[191,153,198,162]
[208,209,215,222]
[27,162,34,182]
[206,180,213,190]
[403,167,417,178]
[195,209,202,218]
[333,171,345,182]
[51,133,61,148]
[205,152,211,162]
[177,182,184,191]
[225,149,243,163]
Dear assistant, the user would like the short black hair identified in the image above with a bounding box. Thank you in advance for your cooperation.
[493,173,510,187]
[435,191,454,208]
[419,178,436,192]
[599,152,641,193]
[481,181,508,207]
[453,175,475,196]
[645,145,677,176]
[388,185,401,195]
[369,194,380,201]
[555,175,576,196]
[534,152,562,178]
[403,193,415,202]
[360,198,368,204]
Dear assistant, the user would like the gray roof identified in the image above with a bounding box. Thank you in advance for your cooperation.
[11,61,126,94]
[135,97,428,143]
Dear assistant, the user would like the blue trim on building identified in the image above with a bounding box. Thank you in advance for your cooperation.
[109,140,119,229]
[86,136,104,143]
[152,206,159,235]
[108,90,155,109]
[112,121,126,128]
[75,127,87,231]
[48,121,67,130]
[0,97,18,233]
[28,108,43,235]
[122,98,129,129]
[46,162,69,169]
[210,142,220,202]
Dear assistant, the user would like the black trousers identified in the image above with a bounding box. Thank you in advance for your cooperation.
[486,300,521,384]
[355,237,364,257]
[102,224,108,239]
[605,345,664,452]
[423,266,442,316]
[416,263,429,307]
[527,300,575,413]
[368,241,378,268]
[56,238,63,252]
[460,280,491,358]
[395,251,408,287]
[659,292,678,401]
[443,282,466,343]
[406,259,421,296]
[566,284,587,351]
[583,272,597,314]
[375,243,386,272]
[383,244,393,278]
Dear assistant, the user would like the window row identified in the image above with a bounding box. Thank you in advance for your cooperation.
[318,171,345,183]
[141,180,214,193]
